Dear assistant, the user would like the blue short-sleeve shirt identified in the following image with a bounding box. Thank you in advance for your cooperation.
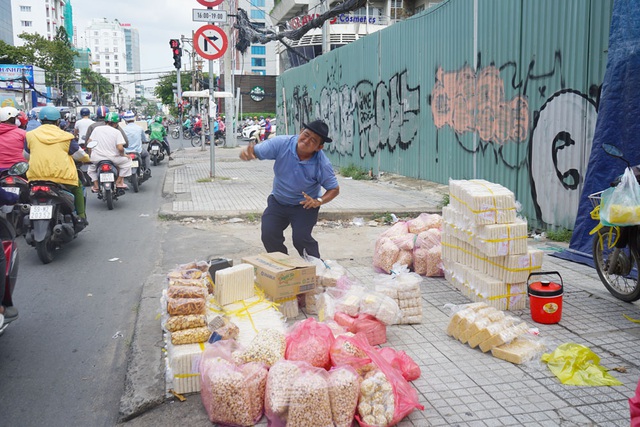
[253,135,338,206]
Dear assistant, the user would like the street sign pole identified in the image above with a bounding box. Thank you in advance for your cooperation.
[223,0,235,148]
[207,11,216,176]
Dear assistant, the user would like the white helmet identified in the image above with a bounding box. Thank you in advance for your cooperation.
[0,107,19,122]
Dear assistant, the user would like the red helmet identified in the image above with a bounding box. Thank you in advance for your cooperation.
[16,111,28,127]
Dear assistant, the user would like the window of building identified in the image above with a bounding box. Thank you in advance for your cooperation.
[251,58,266,67]
[94,31,98,36]
[115,76,119,81]
[252,69,266,75]
[21,21,32,27]
[106,62,110,67]
[113,48,118,53]
[250,10,265,19]
[251,46,266,55]
[106,69,110,74]
[94,39,99,45]
[105,55,110,59]
[252,0,265,6]
[113,40,118,45]
[95,54,100,59]
[47,22,50,32]
[114,62,118,67]
[20,6,31,12]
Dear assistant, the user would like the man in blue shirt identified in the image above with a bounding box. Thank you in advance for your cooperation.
[122,111,151,177]
[240,119,340,259]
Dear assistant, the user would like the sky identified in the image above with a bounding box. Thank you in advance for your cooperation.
[72,0,226,89]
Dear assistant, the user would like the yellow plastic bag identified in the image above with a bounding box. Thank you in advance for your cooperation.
[541,343,622,386]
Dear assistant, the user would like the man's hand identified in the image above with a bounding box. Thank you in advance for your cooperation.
[239,142,257,161]
[300,191,322,209]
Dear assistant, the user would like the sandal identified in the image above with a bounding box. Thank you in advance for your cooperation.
[116,184,129,190]
[91,187,99,193]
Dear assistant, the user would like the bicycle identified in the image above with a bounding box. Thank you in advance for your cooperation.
[588,143,640,302]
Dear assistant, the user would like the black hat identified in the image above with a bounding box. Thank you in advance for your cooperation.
[303,119,332,143]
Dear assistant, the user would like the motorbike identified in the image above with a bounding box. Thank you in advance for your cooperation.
[25,178,88,264]
[148,139,166,166]
[0,162,30,236]
[95,160,126,210]
[589,143,640,302]
[127,152,150,193]
[0,193,21,335]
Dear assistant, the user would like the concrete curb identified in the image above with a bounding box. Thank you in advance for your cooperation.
[118,273,167,422]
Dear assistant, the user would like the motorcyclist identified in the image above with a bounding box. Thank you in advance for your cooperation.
[122,111,151,178]
[74,107,95,146]
[87,111,132,191]
[149,116,172,160]
[0,186,19,326]
[258,116,266,127]
[24,106,91,223]
[85,105,129,146]
[193,115,202,135]
[16,111,28,130]
[0,107,27,171]
[182,116,192,131]
[26,109,40,131]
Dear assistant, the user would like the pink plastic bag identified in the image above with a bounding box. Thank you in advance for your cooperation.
[199,340,268,426]
[377,347,421,382]
[630,377,640,427]
[329,333,375,376]
[285,317,335,369]
[352,334,424,427]
[334,312,387,346]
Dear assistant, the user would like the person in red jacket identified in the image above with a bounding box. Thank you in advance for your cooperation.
[0,107,27,171]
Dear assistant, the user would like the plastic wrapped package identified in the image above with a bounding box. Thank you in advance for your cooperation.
[415,228,441,251]
[328,366,362,427]
[329,334,375,376]
[166,342,206,394]
[214,264,255,306]
[168,277,209,291]
[448,179,517,224]
[354,314,387,346]
[424,246,443,277]
[445,302,489,338]
[352,335,424,427]
[491,336,545,364]
[167,297,206,316]
[374,296,402,326]
[200,340,269,426]
[373,237,400,274]
[209,316,240,340]
[321,260,347,287]
[287,367,334,427]
[273,296,299,319]
[376,347,421,382]
[233,328,286,367]
[380,221,410,240]
[407,213,442,234]
[164,314,207,332]
[265,360,301,421]
[170,326,212,345]
[167,266,209,280]
[285,318,335,369]
[304,286,325,315]
[335,288,365,317]
[166,286,208,300]
[396,250,413,270]
[176,260,211,272]
[334,311,357,331]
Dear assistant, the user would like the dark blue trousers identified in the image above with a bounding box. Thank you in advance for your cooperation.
[261,195,320,258]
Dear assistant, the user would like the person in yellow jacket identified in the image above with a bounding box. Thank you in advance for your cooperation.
[25,106,91,225]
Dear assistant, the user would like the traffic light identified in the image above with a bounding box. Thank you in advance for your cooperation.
[170,39,181,69]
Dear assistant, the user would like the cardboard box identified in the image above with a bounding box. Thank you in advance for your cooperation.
[241,252,316,300]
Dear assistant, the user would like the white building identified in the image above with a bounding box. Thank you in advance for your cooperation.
[11,0,68,46]
[83,18,140,108]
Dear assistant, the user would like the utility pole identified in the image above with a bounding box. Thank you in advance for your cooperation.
[223,0,235,148]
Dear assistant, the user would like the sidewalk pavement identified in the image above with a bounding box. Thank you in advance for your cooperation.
[122,145,640,426]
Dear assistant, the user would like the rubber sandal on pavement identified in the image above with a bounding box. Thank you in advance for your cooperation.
[91,187,99,193]
[116,184,129,190]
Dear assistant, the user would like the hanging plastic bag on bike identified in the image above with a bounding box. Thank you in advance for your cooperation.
[600,167,640,226]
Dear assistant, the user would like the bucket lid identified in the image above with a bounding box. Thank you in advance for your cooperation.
[528,280,563,297]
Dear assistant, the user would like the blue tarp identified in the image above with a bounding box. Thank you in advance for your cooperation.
[554,0,640,265]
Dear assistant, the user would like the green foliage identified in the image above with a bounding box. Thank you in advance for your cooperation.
[438,193,450,208]
[546,228,573,243]
[240,112,276,120]
[155,72,208,116]
[339,164,371,180]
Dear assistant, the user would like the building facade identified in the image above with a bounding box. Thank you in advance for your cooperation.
[234,0,279,76]
[0,0,13,45]
[83,18,141,107]
[11,0,70,46]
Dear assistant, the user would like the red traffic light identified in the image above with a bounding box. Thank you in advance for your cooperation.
[169,39,180,48]
[172,48,181,56]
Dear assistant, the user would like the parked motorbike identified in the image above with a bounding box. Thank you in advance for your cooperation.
[589,143,640,302]
[94,160,125,210]
[127,152,150,193]
[148,139,166,166]
[0,162,29,236]
[0,194,22,335]
[25,179,87,264]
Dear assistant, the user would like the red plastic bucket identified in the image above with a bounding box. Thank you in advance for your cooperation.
[527,271,563,324]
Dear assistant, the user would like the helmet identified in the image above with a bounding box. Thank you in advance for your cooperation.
[16,111,28,127]
[105,111,120,123]
[80,107,91,117]
[0,107,19,122]
[260,116,264,120]
[28,109,37,119]
[123,111,135,121]
[96,105,109,119]
[155,116,163,123]
[39,106,61,121]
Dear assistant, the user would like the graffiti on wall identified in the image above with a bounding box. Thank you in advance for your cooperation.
[280,49,600,229]
[286,70,421,158]
[431,65,529,145]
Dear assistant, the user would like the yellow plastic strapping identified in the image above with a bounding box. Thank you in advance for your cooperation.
[441,241,540,274]
[450,187,516,215]
[174,373,199,378]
